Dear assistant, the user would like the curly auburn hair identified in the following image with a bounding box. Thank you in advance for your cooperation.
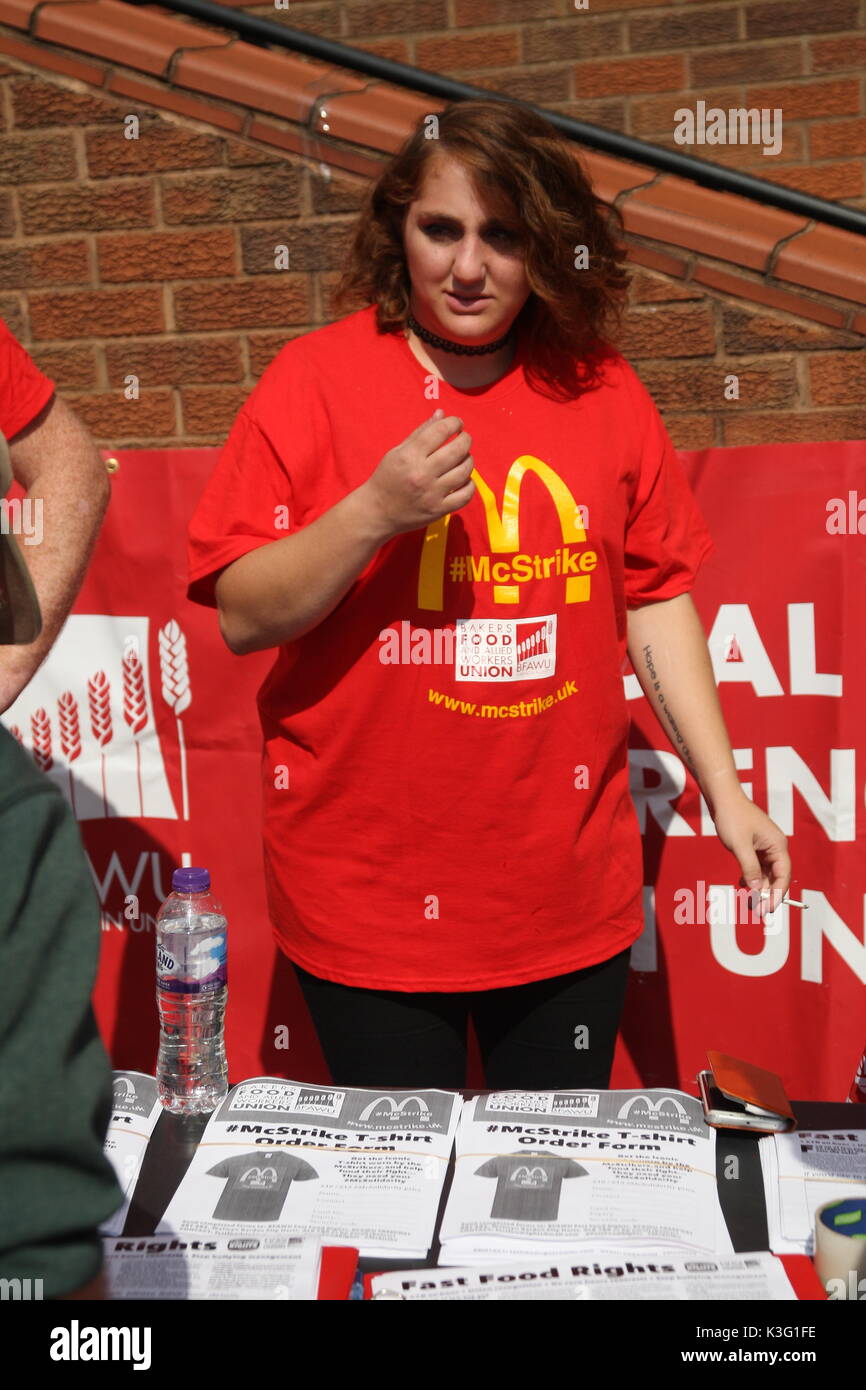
[331,98,631,400]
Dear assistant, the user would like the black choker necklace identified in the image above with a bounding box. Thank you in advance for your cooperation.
[406,312,514,356]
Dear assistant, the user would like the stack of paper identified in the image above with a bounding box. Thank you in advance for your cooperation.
[156,1077,461,1259]
[371,1249,799,1300]
[760,1128,866,1253]
[100,1071,163,1236]
[438,1089,733,1265]
[103,1234,323,1300]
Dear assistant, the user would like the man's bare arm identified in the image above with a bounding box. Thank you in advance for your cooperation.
[1,393,110,710]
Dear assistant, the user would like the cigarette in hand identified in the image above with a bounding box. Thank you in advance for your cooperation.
[761,891,808,909]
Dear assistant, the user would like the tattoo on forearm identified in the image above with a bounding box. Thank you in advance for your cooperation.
[642,644,699,777]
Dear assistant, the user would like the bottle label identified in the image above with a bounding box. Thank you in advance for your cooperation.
[157,931,227,995]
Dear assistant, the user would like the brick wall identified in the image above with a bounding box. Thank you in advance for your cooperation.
[276,0,866,207]
[1,42,864,450]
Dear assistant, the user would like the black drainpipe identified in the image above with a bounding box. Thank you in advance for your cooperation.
[124,0,866,238]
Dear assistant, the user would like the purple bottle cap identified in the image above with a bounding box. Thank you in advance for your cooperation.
[171,866,211,893]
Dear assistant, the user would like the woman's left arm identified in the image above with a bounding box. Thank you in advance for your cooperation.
[626,591,791,916]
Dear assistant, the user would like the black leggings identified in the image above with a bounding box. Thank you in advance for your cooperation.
[293,947,631,1091]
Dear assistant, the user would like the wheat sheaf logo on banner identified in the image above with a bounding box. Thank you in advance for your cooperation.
[2,615,190,821]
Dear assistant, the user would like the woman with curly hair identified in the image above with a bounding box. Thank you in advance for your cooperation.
[187,98,790,1090]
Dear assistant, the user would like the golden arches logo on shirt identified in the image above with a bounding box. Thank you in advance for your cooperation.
[417,455,596,610]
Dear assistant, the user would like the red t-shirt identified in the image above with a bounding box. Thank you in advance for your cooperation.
[187,305,714,991]
[0,318,55,439]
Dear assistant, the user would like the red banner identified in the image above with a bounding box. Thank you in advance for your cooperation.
[3,440,864,1099]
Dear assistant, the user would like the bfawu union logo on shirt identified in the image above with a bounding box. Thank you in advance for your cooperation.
[456,616,556,682]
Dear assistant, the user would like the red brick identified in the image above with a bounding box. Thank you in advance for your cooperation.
[0,238,89,289]
[247,329,310,378]
[344,0,449,37]
[628,6,738,52]
[721,306,857,353]
[744,78,860,119]
[0,191,12,239]
[769,163,864,198]
[9,73,119,128]
[240,222,354,274]
[161,169,301,225]
[29,288,165,340]
[18,181,154,236]
[0,297,26,338]
[629,270,704,304]
[453,0,556,26]
[637,358,797,411]
[415,31,520,69]
[98,228,237,283]
[723,409,866,445]
[351,37,412,63]
[180,385,252,436]
[572,54,686,99]
[28,343,100,388]
[224,138,285,169]
[630,87,742,139]
[308,166,371,216]
[619,301,717,357]
[478,66,571,105]
[664,412,719,449]
[809,34,866,72]
[745,0,859,39]
[85,123,226,178]
[0,131,77,182]
[808,351,866,405]
[65,389,177,443]
[253,0,343,35]
[810,118,866,160]
[523,17,624,63]
[560,0,670,10]
[247,117,385,182]
[559,98,627,130]
[103,336,244,386]
[691,42,803,86]
[173,278,311,331]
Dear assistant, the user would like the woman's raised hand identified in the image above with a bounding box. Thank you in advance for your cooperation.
[359,408,475,539]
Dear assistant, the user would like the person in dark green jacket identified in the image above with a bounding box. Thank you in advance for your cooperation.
[0,323,122,1300]
[0,722,125,1299]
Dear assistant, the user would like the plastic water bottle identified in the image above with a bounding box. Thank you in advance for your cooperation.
[156,866,228,1114]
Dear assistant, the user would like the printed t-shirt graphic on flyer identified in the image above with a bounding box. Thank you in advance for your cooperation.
[474,1152,588,1221]
[205,1150,318,1221]
[186,304,715,991]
